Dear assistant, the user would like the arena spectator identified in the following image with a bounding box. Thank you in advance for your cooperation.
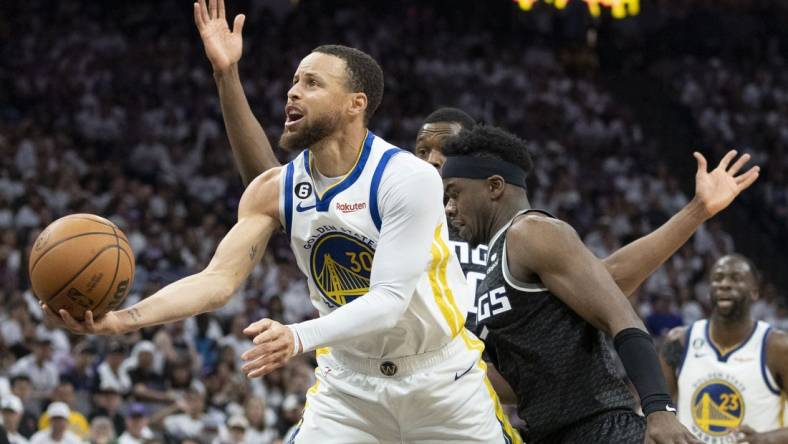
[37,382,89,438]
[29,403,81,444]
[116,404,154,444]
[1,395,29,444]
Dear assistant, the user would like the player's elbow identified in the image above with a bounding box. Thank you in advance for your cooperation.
[370,288,409,330]
[200,271,240,311]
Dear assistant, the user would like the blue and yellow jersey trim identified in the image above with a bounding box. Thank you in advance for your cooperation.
[303,130,375,211]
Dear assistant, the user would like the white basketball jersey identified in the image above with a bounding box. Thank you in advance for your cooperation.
[677,319,786,442]
[279,131,470,359]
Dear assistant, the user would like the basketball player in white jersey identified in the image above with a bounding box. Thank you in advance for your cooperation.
[660,255,788,443]
[43,1,521,442]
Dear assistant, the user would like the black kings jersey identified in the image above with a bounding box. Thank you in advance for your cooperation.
[447,224,488,333]
[476,210,635,442]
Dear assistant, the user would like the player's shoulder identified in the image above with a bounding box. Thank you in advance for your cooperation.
[766,326,788,354]
[380,150,441,185]
[240,167,283,216]
[507,212,573,248]
[665,325,690,347]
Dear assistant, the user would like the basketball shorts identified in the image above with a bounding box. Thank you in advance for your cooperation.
[288,330,521,444]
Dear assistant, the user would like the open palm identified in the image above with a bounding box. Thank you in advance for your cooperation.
[693,150,760,219]
[194,0,245,72]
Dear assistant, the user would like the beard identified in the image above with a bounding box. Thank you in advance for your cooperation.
[712,296,750,321]
[279,111,342,152]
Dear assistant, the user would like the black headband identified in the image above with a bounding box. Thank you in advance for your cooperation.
[442,155,527,188]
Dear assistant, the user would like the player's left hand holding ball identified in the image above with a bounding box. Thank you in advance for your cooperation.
[645,411,702,444]
[241,318,300,378]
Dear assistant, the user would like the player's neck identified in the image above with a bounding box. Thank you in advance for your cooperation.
[486,195,531,244]
[310,124,367,177]
[709,314,755,349]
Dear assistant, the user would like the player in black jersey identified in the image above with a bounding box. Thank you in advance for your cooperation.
[442,125,759,443]
[413,108,489,330]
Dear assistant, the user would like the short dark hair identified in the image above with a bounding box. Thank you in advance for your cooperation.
[443,125,533,174]
[423,107,476,129]
[312,45,384,123]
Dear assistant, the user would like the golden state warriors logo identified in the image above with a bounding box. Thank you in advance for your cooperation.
[691,379,745,436]
[310,232,374,308]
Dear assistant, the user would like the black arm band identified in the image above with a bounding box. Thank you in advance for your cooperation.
[614,328,675,416]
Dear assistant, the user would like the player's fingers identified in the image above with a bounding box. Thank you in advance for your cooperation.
[84,310,96,330]
[717,149,738,171]
[193,3,204,29]
[208,0,217,19]
[735,167,760,191]
[243,318,272,336]
[247,353,288,378]
[693,152,707,175]
[218,0,225,19]
[241,349,286,374]
[232,14,245,35]
[252,328,280,345]
[727,153,751,175]
[41,304,65,327]
[59,309,84,332]
[240,339,282,362]
[198,0,210,23]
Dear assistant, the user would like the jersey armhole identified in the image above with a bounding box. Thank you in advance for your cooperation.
[761,326,782,395]
[677,323,693,376]
[501,238,548,292]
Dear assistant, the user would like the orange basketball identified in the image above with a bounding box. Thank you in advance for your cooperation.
[28,214,135,321]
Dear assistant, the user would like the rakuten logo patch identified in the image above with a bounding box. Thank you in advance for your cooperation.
[336,202,367,213]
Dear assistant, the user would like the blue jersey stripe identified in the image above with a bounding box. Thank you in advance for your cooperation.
[761,326,781,395]
[369,148,404,231]
[284,161,295,238]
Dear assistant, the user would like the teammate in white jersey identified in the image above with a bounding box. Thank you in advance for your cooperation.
[660,255,788,443]
[44,1,519,442]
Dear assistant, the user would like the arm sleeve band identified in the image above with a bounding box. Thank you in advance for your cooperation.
[614,327,675,416]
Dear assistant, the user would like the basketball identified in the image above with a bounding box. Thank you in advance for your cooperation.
[28,214,135,321]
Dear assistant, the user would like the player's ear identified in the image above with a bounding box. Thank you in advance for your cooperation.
[487,175,506,200]
[347,92,368,120]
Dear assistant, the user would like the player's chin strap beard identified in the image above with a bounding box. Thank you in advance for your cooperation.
[442,155,527,188]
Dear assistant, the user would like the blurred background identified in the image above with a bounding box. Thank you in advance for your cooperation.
[0,0,786,443]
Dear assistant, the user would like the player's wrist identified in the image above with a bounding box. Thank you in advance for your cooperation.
[212,63,239,80]
[286,325,303,356]
[686,195,713,222]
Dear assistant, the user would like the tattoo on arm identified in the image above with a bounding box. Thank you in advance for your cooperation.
[250,244,259,261]
[661,337,684,371]
[128,308,142,324]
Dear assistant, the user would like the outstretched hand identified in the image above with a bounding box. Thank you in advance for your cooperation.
[40,302,121,336]
[692,150,760,220]
[194,0,245,72]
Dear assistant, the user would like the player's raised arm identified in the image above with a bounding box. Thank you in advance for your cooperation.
[194,0,280,185]
[505,214,701,444]
[602,150,759,300]
[240,158,444,378]
[43,168,283,335]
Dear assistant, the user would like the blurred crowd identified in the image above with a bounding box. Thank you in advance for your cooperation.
[0,0,786,443]
[656,55,788,236]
